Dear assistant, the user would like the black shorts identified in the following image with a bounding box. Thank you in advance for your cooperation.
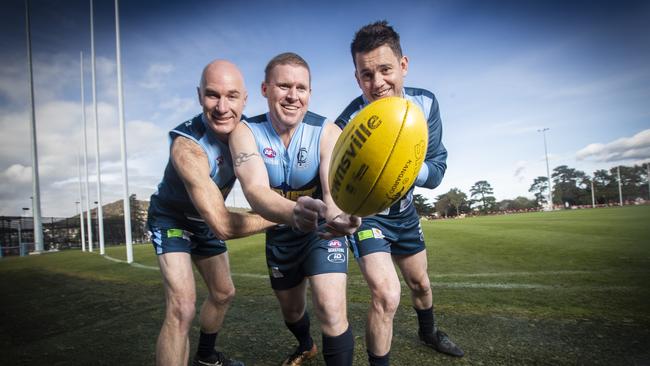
[147,203,227,257]
[349,210,425,258]
[266,233,348,290]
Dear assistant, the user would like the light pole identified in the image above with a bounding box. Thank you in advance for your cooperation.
[617,166,623,206]
[75,201,85,250]
[590,177,595,208]
[537,128,553,211]
[20,207,29,256]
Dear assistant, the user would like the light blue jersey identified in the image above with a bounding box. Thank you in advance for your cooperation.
[243,111,325,201]
[243,111,326,244]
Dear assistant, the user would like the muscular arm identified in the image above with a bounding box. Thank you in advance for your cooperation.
[229,123,296,226]
[171,136,273,240]
[415,95,448,189]
[319,123,361,237]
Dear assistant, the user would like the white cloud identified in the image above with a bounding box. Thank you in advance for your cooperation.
[139,63,174,90]
[576,129,650,162]
[1,164,32,184]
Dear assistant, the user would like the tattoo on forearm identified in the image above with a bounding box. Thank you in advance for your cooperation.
[234,152,259,167]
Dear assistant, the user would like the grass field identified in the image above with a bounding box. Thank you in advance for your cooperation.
[1,206,649,365]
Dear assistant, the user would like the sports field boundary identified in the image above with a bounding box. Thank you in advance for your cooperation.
[100,253,639,291]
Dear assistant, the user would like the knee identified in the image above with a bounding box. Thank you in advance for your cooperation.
[208,284,236,307]
[316,299,346,330]
[371,287,401,316]
[281,302,306,323]
[166,295,196,328]
[409,275,431,298]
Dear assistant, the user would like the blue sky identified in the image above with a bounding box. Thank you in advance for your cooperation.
[1,0,649,217]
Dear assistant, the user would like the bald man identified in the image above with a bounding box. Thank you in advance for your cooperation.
[147,60,273,366]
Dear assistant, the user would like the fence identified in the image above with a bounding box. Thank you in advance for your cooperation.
[0,215,148,257]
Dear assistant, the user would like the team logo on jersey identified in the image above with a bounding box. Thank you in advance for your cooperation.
[328,239,342,248]
[216,156,224,166]
[297,147,308,168]
[263,147,276,158]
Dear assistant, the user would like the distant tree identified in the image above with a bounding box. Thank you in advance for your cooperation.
[498,196,538,211]
[552,165,589,206]
[593,169,617,204]
[612,165,648,202]
[434,188,468,217]
[528,176,549,206]
[413,194,434,217]
[470,180,496,213]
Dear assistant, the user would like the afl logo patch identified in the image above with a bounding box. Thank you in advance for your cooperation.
[328,239,342,248]
[263,147,276,158]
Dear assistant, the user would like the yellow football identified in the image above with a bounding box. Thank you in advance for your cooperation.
[329,97,428,216]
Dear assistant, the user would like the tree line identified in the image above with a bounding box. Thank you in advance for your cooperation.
[415,163,649,218]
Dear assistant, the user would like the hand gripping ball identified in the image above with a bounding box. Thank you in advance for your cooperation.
[329,97,428,216]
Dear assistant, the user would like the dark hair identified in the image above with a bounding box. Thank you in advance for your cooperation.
[264,52,311,84]
[350,20,403,63]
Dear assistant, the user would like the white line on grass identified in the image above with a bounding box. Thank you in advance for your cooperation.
[430,270,596,278]
[100,256,636,291]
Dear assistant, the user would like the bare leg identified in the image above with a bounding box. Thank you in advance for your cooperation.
[156,252,196,366]
[358,252,401,356]
[193,253,236,334]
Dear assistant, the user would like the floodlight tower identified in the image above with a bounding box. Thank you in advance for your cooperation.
[537,128,553,211]
[24,0,44,253]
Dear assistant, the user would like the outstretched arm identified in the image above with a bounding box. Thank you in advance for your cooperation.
[318,122,361,239]
[171,136,273,240]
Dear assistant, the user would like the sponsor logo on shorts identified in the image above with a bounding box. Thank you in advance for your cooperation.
[263,147,276,158]
[357,228,384,241]
[167,228,190,241]
[328,239,342,248]
[328,248,345,253]
[269,266,284,278]
[216,155,224,166]
[327,252,346,263]
[372,228,384,239]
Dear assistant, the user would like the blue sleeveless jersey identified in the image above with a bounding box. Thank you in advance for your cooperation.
[244,111,326,244]
[335,88,448,219]
[149,113,235,219]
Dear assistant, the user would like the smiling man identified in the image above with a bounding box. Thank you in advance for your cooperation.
[229,52,360,366]
[146,59,273,366]
[335,21,463,365]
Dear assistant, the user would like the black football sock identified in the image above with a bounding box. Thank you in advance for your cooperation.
[197,330,218,358]
[322,326,354,366]
[368,349,390,366]
[415,306,436,334]
[286,312,313,352]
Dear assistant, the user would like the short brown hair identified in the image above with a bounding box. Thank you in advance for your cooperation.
[264,52,311,84]
[350,20,403,63]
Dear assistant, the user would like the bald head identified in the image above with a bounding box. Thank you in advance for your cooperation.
[197,59,248,140]
[199,59,246,94]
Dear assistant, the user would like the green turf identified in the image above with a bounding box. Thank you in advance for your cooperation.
[1,206,649,365]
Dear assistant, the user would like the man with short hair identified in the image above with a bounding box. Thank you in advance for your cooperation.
[335,21,464,365]
[147,59,273,366]
[229,52,360,366]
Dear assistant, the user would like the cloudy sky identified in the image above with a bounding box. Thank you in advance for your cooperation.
[1,0,649,217]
